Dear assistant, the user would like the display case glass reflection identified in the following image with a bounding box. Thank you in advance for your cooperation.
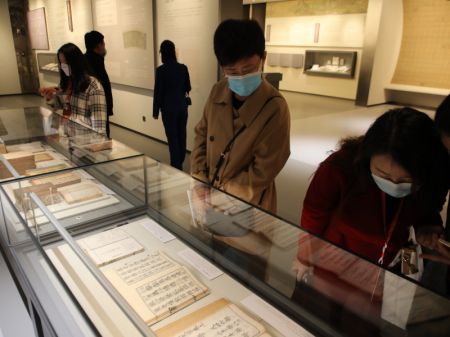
[0,107,141,183]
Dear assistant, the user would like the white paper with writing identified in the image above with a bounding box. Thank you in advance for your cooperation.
[241,295,315,337]
[137,218,176,243]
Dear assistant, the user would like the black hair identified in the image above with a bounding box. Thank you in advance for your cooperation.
[337,108,449,209]
[160,40,177,63]
[57,43,90,93]
[214,19,265,66]
[435,95,450,136]
[84,31,104,51]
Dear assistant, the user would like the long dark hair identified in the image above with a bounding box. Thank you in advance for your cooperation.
[336,108,449,207]
[57,43,90,93]
[435,94,450,136]
[160,40,177,64]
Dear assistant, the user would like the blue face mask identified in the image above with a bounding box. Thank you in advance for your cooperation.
[372,174,412,198]
[227,71,262,97]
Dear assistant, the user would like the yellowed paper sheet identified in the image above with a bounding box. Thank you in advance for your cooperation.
[30,172,81,188]
[155,298,268,337]
[102,263,209,325]
[58,182,104,204]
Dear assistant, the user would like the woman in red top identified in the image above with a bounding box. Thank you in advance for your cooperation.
[301,107,450,267]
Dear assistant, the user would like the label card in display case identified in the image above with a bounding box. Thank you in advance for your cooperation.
[178,248,223,281]
[137,218,176,243]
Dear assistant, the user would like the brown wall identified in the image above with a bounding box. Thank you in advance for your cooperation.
[392,0,450,89]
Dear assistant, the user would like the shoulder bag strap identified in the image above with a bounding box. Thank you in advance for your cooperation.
[209,95,281,186]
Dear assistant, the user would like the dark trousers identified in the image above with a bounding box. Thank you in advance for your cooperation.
[162,110,187,170]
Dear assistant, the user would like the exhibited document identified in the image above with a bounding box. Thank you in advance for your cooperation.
[155,298,271,337]
[78,228,144,266]
[102,251,209,325]
[30,172,81,188]
[58,181,104,204]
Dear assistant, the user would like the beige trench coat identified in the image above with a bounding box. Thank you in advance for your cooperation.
[190,78,290,213]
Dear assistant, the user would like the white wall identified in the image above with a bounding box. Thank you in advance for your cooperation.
[29,0,94,93]
[0,0,21,95]
[366,0,403,105]
[29,0,92,50]
[30,0,220,151]
[111,0,219,150]
[154,0,219,150]
[264,14,366,99]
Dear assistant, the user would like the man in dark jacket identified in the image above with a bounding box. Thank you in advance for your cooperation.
[84,30,113,137]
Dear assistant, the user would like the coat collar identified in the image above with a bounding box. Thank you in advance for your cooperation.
[212,78,279,127]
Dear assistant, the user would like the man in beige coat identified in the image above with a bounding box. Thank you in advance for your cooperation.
[191,19,290,214]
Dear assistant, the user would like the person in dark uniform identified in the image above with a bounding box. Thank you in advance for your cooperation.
[153,40,191,170]
[84,31,113,137]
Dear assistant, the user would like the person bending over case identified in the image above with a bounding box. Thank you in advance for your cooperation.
[190,19,290,214]
[301,108,450,268]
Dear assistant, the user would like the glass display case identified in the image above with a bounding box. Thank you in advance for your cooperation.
[37,53,59,74]
[0,105,449,337]
[304,50,357,78]
[0,107,142,183]
[1,154,450,337]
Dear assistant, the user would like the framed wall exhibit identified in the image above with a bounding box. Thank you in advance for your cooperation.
[91,0,155,90]
[304,50,357,78]
[27,7,49,50]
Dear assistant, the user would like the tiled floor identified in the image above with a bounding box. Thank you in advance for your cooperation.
[0,93,435,224]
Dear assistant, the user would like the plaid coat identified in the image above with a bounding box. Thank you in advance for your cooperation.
[55,77,107,135]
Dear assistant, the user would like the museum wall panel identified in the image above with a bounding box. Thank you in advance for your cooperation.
[0,0,22,95]
[28,0,220,151]
[392,0,450,90]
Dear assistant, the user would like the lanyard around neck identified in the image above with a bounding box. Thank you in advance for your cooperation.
[378,192,404,265]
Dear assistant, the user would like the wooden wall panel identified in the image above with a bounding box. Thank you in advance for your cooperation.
[266,0,368,17]
[392,0,450,89]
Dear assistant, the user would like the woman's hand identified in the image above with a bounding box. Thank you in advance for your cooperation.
[39,87,58,100]
[421,240,450,265]
[416,226,443,250]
